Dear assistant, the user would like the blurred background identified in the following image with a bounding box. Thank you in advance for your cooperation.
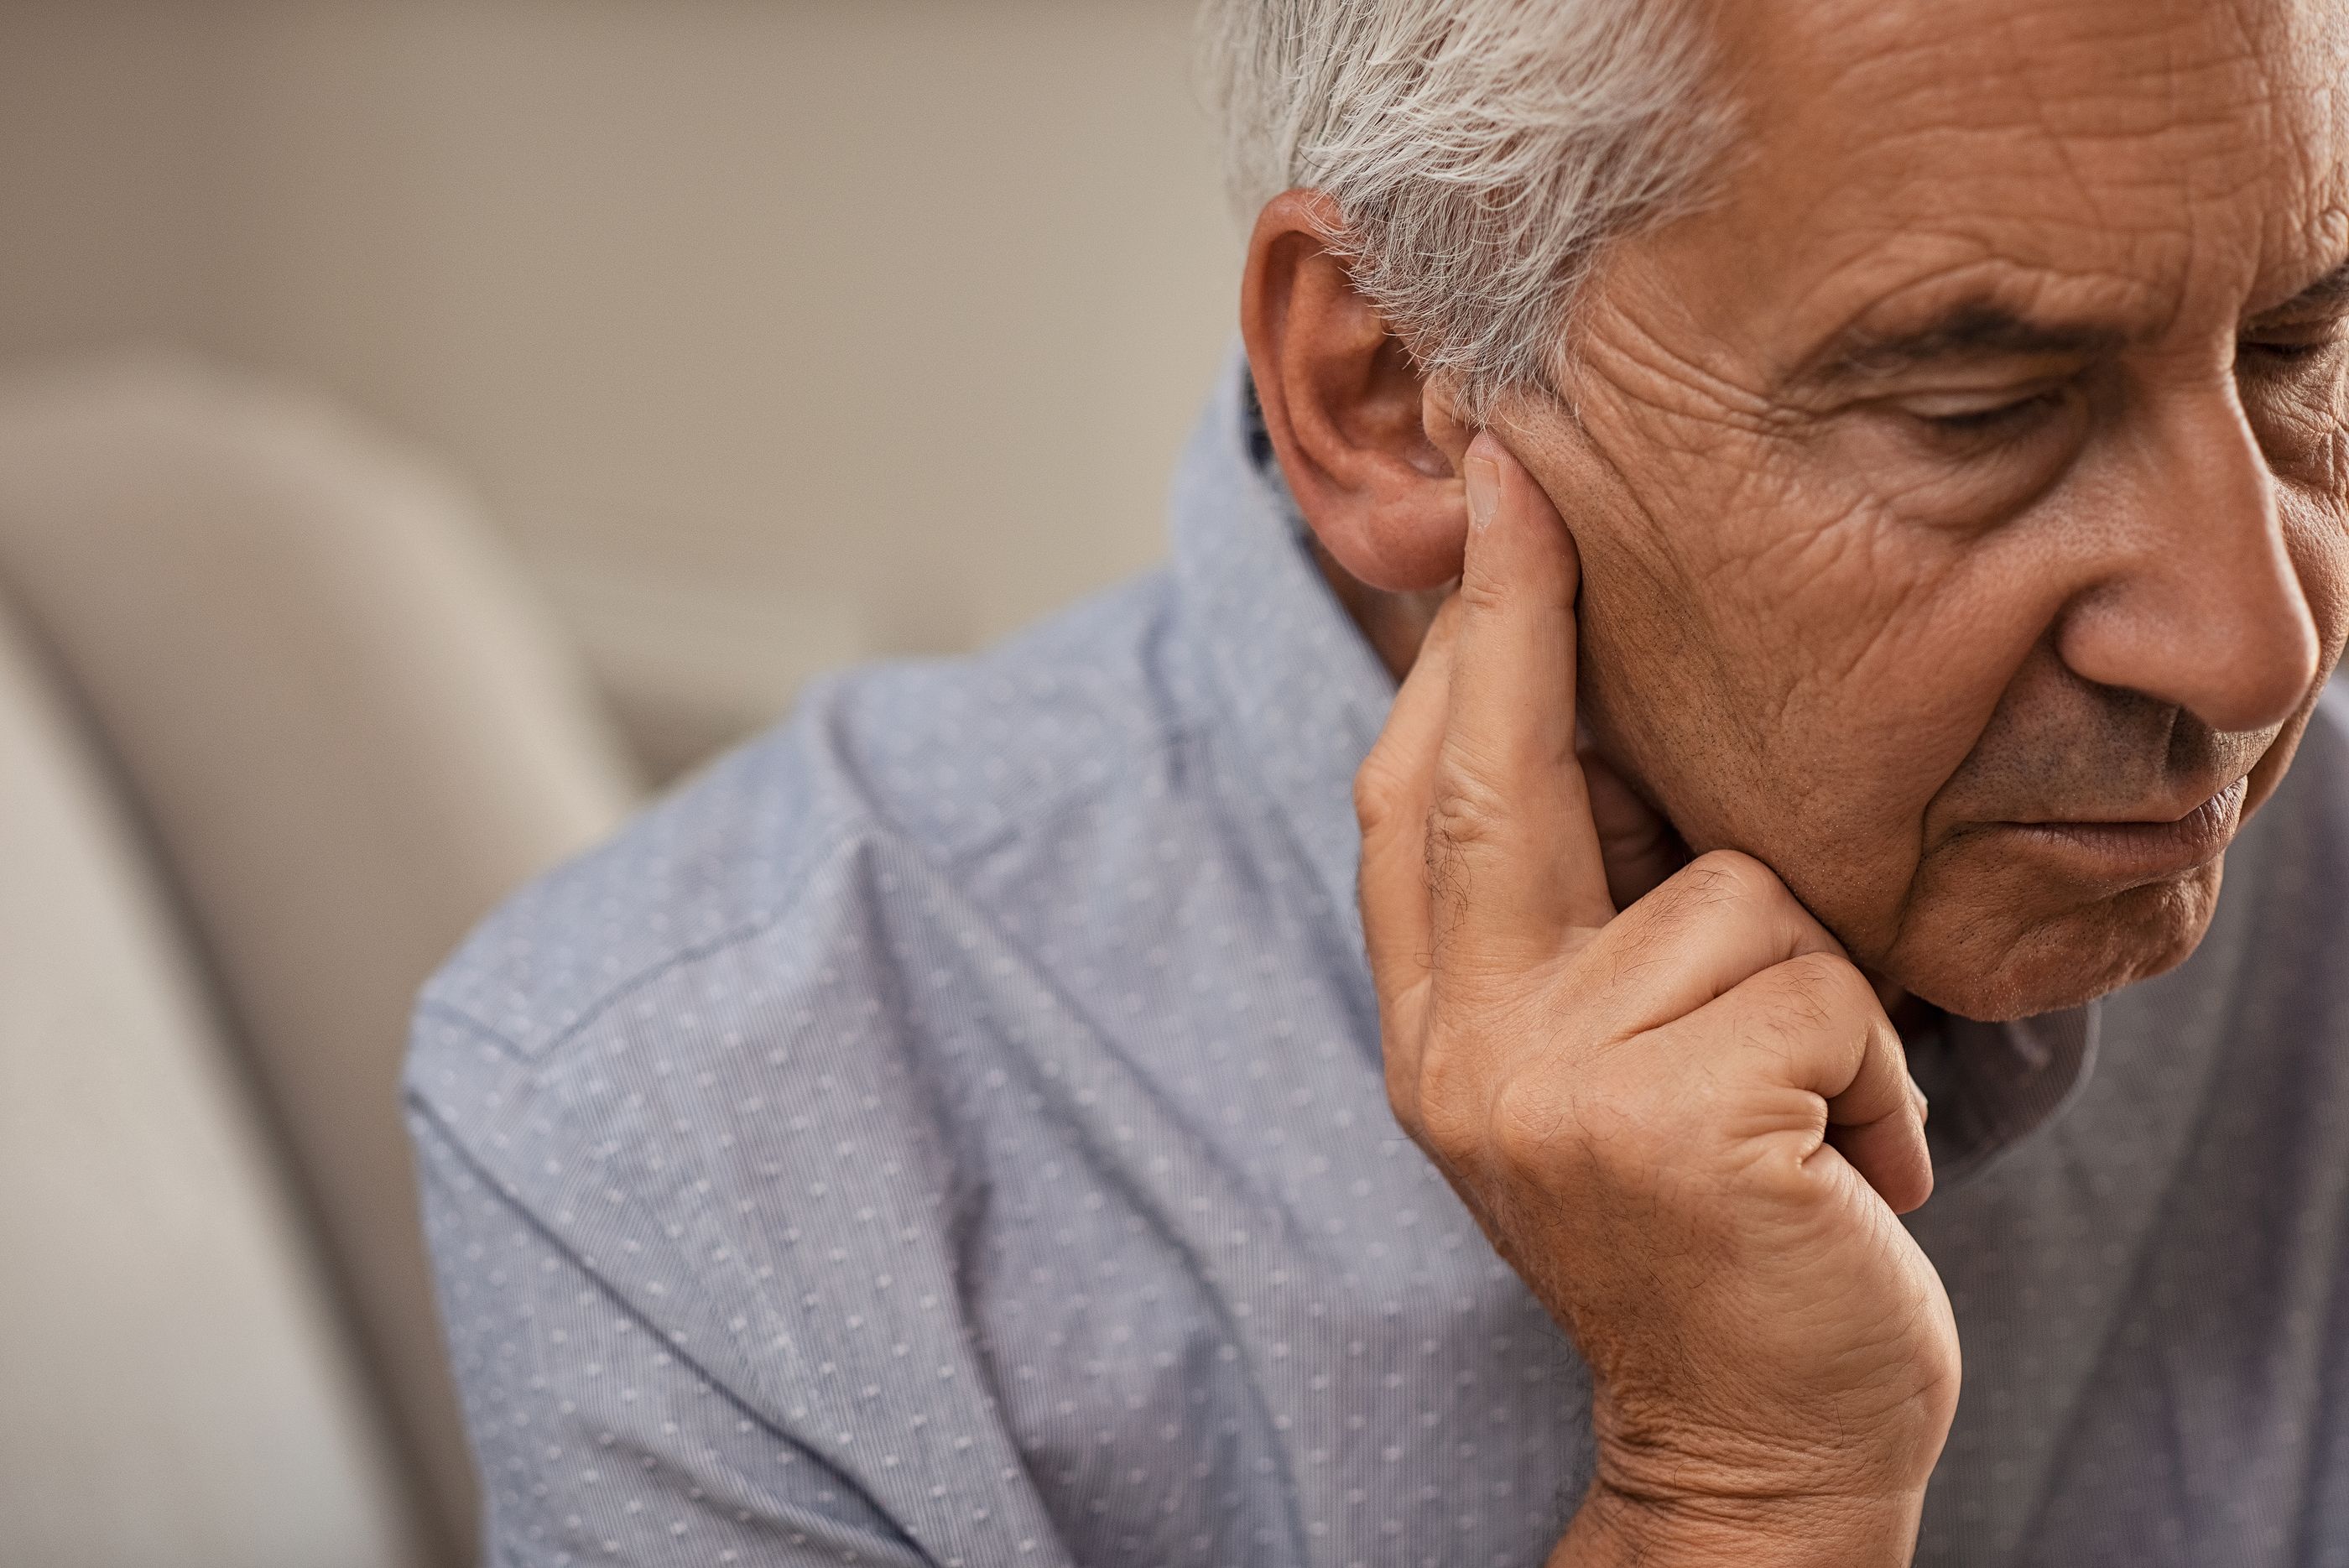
[0,0,1236,778]
[0,3,1234,1564]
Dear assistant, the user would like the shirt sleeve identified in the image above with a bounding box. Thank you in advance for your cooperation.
[412,1107,937,1568]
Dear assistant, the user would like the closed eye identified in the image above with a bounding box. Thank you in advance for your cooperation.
[1912,388,2066,437]
[1926,392,2057,434]
[2238,333,2341,367]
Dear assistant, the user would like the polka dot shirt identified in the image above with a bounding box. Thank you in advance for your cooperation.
[409,355,2349,1566]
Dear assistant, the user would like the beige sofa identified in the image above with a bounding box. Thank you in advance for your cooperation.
[0,357,645,1567]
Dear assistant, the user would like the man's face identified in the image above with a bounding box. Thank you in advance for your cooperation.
[1513,0,2349,1019]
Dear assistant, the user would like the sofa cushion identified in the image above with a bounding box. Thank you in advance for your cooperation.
[0,596,423,1568]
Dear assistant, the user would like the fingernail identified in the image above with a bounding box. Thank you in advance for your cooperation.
[1464,453,1500,532]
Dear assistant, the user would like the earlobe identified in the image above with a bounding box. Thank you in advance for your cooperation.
[1241,190,1473,593]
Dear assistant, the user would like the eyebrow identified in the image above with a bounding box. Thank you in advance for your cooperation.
[1793,302,2128,391]
[1791,258,2349,393]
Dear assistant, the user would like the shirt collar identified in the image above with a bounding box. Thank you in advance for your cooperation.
[1164,346,2097,1180]
[1919,1005,2101,1185]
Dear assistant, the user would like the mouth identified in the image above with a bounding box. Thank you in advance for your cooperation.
[2003,774,2250,886]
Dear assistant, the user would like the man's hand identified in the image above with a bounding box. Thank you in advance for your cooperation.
[1355,435,1957,1565]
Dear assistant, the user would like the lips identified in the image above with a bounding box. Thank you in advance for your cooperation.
[2005,774,2250,885]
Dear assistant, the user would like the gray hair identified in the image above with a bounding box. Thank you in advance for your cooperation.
[1199,0,1732,420]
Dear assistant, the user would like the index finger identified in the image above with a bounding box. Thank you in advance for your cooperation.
[1356,596,1461,1029]
[1426,432,1617,977]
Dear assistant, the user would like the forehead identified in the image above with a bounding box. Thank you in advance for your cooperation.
[1690,0,2349,338]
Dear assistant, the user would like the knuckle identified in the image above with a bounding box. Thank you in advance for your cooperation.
[1352,758,1405,836]
[1455,571,1511,617]
[1411,1084,1483,1166]
[1680,848,1787,910]
[1425,753,1511,852]
[1409,1042,1518,1168]
[1747,951,1872,1037]
[1526,1076,1672,1196]
[1413,1048,1687,1209]
[1778,949,1868,1005]
[1486,1075,1573,1179]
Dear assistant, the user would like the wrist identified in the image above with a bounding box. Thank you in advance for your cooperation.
[1551,1480,1925,1568]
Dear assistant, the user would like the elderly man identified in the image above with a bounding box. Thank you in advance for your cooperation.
[409,0,2349,1562]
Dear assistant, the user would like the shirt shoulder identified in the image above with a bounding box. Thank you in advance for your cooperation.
[412,568,1202,1068]
[402,579,1216,1568]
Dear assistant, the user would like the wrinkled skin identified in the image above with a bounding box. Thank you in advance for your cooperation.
[1241,3,2349,1555]
[1273,0,2349,1021]
[1547,0,2349,1019]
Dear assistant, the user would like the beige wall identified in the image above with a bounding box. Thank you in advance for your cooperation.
[0,0,1239,774]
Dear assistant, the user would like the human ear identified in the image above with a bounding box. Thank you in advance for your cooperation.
[1240,190,1471,592]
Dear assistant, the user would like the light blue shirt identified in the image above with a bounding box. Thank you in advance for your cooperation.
[411,355,2349,1566]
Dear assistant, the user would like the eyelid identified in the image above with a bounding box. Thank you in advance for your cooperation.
[1893,382,2069,422]
[2237,325,2348,368]
[1907,389,2057,419]
[2242,324,2346,346]
[2242,301,2349,337]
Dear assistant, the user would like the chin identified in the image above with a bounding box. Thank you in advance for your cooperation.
[1884,858,2227,1024]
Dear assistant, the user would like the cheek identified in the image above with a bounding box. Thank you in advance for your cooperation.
[1570,439,2044,945]
[1639,461,2008,791]
[1712,539,2051,954]
[1560,438,1785,808]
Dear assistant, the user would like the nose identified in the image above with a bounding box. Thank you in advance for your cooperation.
[2054,387,2320,736]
